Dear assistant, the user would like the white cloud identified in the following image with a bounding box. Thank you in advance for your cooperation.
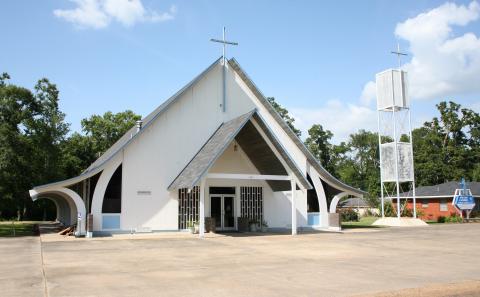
[360,81,376,106]
[361,1,480,103]
[291,100,378,144]
[54,0,176,29]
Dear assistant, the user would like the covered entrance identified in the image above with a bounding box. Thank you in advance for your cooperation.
[210,194,235,230]
[209,186,235,230]
[169,110,313,236]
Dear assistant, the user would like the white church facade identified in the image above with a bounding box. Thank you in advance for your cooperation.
[29,57,364,236]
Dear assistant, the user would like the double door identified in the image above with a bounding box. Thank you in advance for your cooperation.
[210,195,235,230]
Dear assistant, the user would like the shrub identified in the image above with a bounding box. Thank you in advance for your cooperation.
[340,208,359,222]
[383,201,396,217]
[437,216,446,223]
[445,213,463,223]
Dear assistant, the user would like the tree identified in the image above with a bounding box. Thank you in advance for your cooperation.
[0,73,63,219]
[62,110,141,175]
[305,124,336,174]
[413,101,480,185]
[267,97,301,137]
[336,130,380,206]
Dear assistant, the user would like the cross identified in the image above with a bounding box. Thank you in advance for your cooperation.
[210,27,238,112]
[210,27,238,65]
[391,42,408,69]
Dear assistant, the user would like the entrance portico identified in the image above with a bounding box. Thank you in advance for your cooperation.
[169,110,310,237]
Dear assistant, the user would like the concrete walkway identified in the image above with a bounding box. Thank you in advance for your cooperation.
[1,223,480,297]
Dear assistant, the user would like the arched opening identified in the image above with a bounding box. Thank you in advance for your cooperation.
[30,187,87,234]
[102,164,122,213]
[30,198,57,221]
[34,193,78,226]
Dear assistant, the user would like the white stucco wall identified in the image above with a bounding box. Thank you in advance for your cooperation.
[91,61,314,232]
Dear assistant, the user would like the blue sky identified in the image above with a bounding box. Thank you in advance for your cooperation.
[1,0,479,143]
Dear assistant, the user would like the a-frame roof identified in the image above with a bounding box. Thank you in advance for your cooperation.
[168,109,312,191]
[33,57,365,197]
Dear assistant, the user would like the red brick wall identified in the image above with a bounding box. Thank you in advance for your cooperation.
[393,198,459,221]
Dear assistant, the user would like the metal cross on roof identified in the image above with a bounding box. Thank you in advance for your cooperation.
[210,27,238,112]
[391,42,408,69]
[210,27,238,65]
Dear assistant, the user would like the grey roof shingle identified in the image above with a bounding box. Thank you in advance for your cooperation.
[338,197,370,208]
[168,110,312,190]
[400,181,480,197]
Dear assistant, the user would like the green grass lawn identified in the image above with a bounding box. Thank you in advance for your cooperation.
[341,216,380,229]
[0,222,37,237]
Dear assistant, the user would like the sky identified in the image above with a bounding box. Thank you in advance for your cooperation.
[1,0,479,143]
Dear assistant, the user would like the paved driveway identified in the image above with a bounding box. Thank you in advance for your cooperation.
[2,224,480,297]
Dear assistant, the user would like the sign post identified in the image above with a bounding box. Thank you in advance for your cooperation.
[452,179,476,220]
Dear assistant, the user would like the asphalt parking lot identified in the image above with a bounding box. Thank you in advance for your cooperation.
[1,223,480,297]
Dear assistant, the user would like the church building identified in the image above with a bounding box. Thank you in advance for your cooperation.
[29,57,364,236]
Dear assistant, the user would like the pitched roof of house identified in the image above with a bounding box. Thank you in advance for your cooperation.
[168,110,312,191]
[400,181,480,198]
[338,197,370,208]
[33,57,365,196]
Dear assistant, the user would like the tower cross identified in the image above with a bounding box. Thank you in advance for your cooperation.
[210,27,238,64]
[391,42,408,69]
[210,27,238,112]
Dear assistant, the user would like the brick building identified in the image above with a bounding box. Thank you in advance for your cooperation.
[393,181,480,221]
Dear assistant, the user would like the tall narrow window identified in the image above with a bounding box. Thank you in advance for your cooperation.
[178,187,199,229]
[240,186,263,223]
[102,165,122,213]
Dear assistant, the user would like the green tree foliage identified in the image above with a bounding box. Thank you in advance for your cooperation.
[335,130,381,207]
[0,75,68,219]
[413,101,480,186]
[267,97,301,137]
[62,111,141,176]
[303,101,479,208]
[0,73,140,220]
[305,124,336,174]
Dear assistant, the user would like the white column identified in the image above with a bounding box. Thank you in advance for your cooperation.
[199,178,206,238]
[291,179,297,235]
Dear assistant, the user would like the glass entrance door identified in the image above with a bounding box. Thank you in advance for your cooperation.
[210,195,235,230]
[210,196,222,229]
[223,196,235,229]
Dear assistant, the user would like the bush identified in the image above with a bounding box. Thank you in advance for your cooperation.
[383,201,396,217]
[445,213,463,223]
[340,208,359,222]
[437,216,446,223]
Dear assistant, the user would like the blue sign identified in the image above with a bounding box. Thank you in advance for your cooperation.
[453,178,476,211]
[453,195,475,211]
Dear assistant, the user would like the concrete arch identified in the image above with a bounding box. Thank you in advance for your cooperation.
[91,153,123,231]
[29,187,86,235]
[307,164,330,228]
[329,192,349,214]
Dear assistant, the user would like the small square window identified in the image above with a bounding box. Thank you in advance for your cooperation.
[440,199,448,211]
[421,199,429,208]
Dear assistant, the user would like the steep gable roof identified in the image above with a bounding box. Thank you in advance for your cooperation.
[33,57,365,197]
[168,110,312,191]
